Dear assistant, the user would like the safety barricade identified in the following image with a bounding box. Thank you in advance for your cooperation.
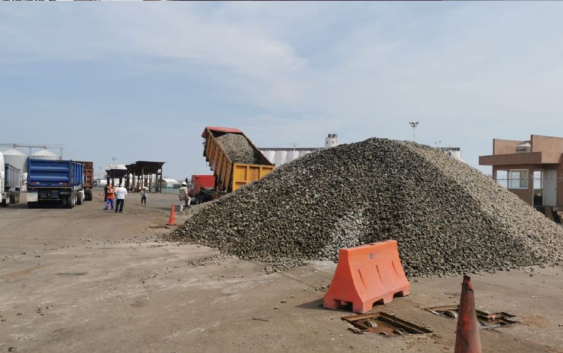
[323,240,410,314]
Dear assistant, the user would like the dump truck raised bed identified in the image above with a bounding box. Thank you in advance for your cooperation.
[0,152,22,207]
[27,159,84,208]
[199,126,274,202]
[76,161,94,201]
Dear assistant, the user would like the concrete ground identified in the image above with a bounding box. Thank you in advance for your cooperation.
[1,189,562,353]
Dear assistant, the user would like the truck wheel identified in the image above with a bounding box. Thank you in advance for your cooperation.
[65,195,73,209]
[77,195,83,205]
[2,198,9,207]
[10,195,16,205]
[28,202,36,208]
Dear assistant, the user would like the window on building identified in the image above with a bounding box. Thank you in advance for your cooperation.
[533,171,543,190]
[508,169,529,189]
[496,170,508,188]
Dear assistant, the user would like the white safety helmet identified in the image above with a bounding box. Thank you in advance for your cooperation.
[182,182,187,186]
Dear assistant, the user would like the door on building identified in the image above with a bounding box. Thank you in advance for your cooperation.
[543,169,557,206]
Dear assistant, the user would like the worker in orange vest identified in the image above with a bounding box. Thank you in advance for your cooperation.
[104,184,115,210]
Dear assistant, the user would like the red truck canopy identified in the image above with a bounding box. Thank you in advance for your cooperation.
[202,127,243,138]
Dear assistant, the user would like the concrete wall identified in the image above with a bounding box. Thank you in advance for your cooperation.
[493,139,522,155]
[531,135,563,153]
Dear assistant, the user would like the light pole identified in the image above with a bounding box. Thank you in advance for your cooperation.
[409,122,419,142]
[291,143,298,152]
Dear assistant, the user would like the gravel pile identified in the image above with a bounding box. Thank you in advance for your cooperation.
[167,138,563,277]
[216,133,261,164]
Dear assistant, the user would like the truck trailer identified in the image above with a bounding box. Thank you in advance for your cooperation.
[197,127,275,203]
[27,159,84,208]
[76,161,94,201]
[0,152,22,207]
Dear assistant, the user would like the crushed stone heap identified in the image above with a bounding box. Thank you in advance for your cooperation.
[216,133,262,164]
[167,138,563,277]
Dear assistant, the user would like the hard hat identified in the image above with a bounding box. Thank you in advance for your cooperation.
[182,182,187,186]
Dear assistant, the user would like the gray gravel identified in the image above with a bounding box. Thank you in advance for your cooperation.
[216,133,261,164]
[166,138,563,277]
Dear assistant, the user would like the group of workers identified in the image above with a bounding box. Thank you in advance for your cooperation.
[103,181,191,212]
[103,184,128,213]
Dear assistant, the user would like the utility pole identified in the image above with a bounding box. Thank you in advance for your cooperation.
[291,143,298,152]
[409,122,419,142]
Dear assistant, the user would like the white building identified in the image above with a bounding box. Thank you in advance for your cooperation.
[260,133,339,168]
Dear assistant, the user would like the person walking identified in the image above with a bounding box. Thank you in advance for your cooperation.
[104,183,111,202]
[115,184,128,213]
[140,187,147,206]
[104,184,115,210]
[179,182,190,207]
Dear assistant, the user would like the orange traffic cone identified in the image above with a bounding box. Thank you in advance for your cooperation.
[454,276,482,353]
[167,204,176,226]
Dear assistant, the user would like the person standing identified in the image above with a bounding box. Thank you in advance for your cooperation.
[105,184,115,210]
[115,184,128,213]
[104,183,111,202]
[140,187,147,206]
[179,182,190,207]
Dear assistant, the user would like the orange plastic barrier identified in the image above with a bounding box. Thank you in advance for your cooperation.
[323,240,410,313]
[168,205,176,226]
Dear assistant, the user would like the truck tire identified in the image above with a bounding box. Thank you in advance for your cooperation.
[28,202,36,208]
[2,197,9,207]
[65,195,73,209]
[77,194,83,205]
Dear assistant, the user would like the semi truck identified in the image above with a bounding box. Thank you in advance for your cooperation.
[196,126,275,203]
[27,159,85,208]
[0,152,22,207]
[76,161,94,201]
[188,175,216,205]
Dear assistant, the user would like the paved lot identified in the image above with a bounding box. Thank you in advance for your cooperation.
[1,190,562,353]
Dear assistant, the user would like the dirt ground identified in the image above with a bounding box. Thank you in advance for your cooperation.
[1,190,562,353]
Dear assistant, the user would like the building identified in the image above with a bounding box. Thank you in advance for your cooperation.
[479,134,563,209]
[440,147,464,162]
[260,148,323,167]
[260,133,338,168]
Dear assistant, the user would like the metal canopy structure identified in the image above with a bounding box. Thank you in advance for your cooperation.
[126,161,165,193]
[105,167,128,187]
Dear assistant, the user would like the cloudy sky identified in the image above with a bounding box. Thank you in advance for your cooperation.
[1,3,562,179]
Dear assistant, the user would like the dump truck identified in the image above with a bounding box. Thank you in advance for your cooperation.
[198,126,274,203]
[27,159,84,208]
[0,152,22,207]
[76,161,94,201]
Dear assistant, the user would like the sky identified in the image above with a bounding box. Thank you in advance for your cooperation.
[1,2,562,180]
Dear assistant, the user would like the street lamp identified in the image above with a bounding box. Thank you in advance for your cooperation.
[409,122,419,142]
[291,143,298,152]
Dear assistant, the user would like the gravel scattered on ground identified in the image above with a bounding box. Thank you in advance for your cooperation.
[216,133,261,164]
[166,138,563,277]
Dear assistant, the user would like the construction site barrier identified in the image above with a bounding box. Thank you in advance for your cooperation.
[323,240,410,313]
